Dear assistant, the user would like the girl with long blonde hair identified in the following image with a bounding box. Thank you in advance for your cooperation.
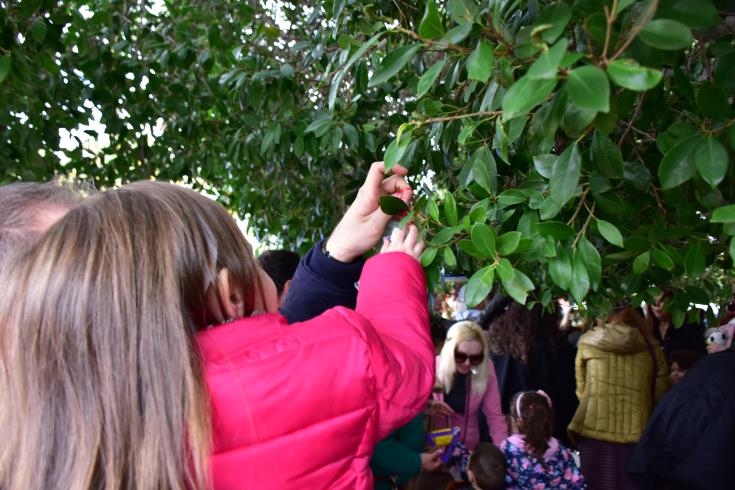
[434,321,507,450]
[0,163,435,490]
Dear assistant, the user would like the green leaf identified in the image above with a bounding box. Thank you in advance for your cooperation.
[566,65,610,113]
[30,19,47,43]
[369,44,421,88]
[656,0,719,29]
[536,221,574,240]
[471,146,497,195]
[444,192,458,226]
[466,40,494,83]
[606,59,663,91]
[444,22,473,44]
[570,252,590,303]
[533,154,555,179]
[497,231,522,255]
[419,0,445,39]
[640,19,693,50]
[684,242,706,276]
[658,135,701,189]
[537,2,572,43]
[502,76,558,121]
[305,115,333,136]
[651,248,675,270]
[328,32,383,109]
[427,199,440,222]
[591,131,624,179]
[464,266,495,308]
[694,136,729,187]
[378,195,409,215]
[471,223,496,257]
[420,247,438,267]
[550,143,581,207]
[417,59,446,99]
[711,205,735,223]
[384,131,413,171]
[549,246,572,289]
[443,246,457,267]
[342,124,359,149]
[527,38,567,80]
[596,219,624,247]
[696,83,731,120]
[578,236,601,289]
[500,266,534,305]
[731,237,735,267]
[447,0,478,24]
[632,251,650,274]
[0,56,10,83]
[431,225,463,245]
[497,190,527,207]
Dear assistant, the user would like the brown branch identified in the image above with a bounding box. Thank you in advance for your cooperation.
[618,92,646,146]
[407,110,503,126]
[393,26,472,54]
[567,188,590,226]
[601,0,619,62]
[572,202,596,249]
[610,0,659,61]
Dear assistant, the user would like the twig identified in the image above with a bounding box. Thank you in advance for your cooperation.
[618,92,646,146]
[572,202,596,249]
[567,188,590,226]
[406,110,503,127]
[601,0,619,62]
[610,0,659,61]
[394,26,472,54]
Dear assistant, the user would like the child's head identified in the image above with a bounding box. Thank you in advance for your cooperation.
[669,350,702,383]
[467,442,506,490]
[509,390,554,459]
[0,181,273,489]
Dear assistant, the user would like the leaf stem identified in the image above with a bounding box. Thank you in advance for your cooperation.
[601,0,619,63]
[567,188,590,226]
[610,0,659,62]
[407,110,503,127]
[393,25,472,54]
[573,202,596,249]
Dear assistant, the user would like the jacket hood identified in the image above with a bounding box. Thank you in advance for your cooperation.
[579,323,648,353]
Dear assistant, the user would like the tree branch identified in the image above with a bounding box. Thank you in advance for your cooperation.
[610,0,659,62]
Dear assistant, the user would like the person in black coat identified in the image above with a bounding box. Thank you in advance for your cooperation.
[628,347,735,490]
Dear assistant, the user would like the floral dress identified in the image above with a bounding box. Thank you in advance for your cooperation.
[501,434,587,489]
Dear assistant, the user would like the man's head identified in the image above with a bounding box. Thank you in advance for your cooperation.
[468,442,506,490]
[0,181,85,267]
[257,249,300,307]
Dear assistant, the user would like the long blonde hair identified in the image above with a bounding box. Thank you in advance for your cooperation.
[0,181,262,490]
[436,321,490,396]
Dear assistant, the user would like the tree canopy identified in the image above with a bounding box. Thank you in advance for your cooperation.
[2,0,734,320]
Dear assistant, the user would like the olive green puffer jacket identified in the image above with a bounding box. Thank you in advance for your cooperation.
[568,323,669,444]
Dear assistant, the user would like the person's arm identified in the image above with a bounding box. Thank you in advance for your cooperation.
[356,227,434,439]
[482,360,508,445]
[280,240,364,323]
[653,346,670,403]
[371,432,422,480]
[281,161,413,323]
[575,344,587,401]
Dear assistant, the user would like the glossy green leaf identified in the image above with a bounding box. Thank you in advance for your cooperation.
[640,19,693,50]
[596,219,624,247]
[0,56,10,83]
[378,195,409,215]
[536,2,571,43]
[566,65,610,113]
[606,59,663,91]
[427,199,440,222]
[549,246,572,289]
[464,266,495,308]
[658,135,701,189]
[471,146,497,195]
[497,231,522,255]
[696,83,731,120]
[731,237,735,266]
[384,132,412,171]
[368,44,421,88]
[651,249,675,270]
[533,154,555,178]
[444,192,458,226]
[527,38,567,80]
[444,246,457,267]
[578,236,601,289]
[502,267,534,305]
[328,32,383,109]
[466,40,494,83]
[694,136,729,187]
[570,252,590,303]
[471,223,496,257]
[550,143,581,207]
[30,19,47,43]
[420,247,438,266]
[431,225,463,245]
[711,205,735,223]
[590,131,624,179]
[417,59,447,99]
[632,251,650,274]
[502,76,558,121]
[419,0,445,39]
[535,221,574,240]
[684,242,706,276]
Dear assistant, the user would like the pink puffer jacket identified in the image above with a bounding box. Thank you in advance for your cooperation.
[196,252,434,489]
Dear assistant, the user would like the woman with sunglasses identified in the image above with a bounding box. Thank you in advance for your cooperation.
[434,321,507,450]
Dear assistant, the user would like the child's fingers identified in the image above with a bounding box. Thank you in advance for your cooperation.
[390,224,406,244]
[404,224,418,249]
[380,237,390,253]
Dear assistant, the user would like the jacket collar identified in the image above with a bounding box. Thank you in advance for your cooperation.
[196,313,287,363]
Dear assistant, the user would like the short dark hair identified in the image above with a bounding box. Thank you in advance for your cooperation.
[257,249,300,297]
[469,442,507,490]
[0,180,86,264]
[669,350,702,370]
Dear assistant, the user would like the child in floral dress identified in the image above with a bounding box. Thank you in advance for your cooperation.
[501,391,587,489]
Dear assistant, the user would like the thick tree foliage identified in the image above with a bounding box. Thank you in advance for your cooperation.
[1,0,734,320]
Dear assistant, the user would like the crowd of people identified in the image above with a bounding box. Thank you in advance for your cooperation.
[0,167,733,490]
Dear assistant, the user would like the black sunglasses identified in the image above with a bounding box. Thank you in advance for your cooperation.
[454,350,484,366]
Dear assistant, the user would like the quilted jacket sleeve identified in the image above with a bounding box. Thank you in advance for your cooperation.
[356,252,435,440]
[653,346,670,403]
[575,345,587,401]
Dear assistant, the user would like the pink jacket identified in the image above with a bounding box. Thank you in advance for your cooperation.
[196,252,434,489]
[433,360,507,450]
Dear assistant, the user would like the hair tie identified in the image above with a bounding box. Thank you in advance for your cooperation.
[515,392,525,418]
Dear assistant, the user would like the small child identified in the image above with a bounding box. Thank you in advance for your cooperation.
[501,391,587,489]
[446,442,506,490]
